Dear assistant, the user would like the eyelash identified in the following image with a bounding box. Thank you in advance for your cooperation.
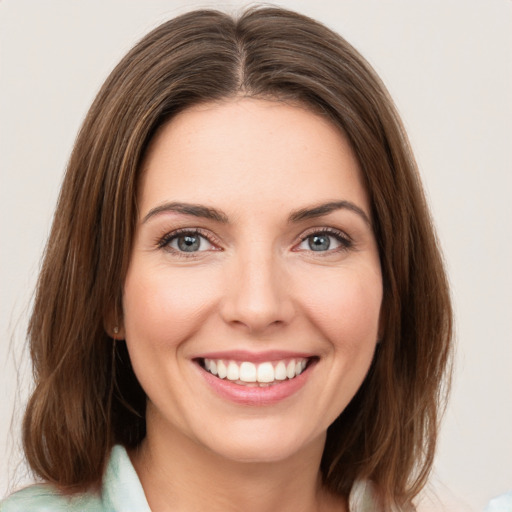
[156,227,353,258]
[156,228,219,259]
[296,227,353,254]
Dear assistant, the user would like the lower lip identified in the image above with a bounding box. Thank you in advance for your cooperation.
[197,362,314,406]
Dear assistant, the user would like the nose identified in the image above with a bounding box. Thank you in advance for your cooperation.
[220,247,295,334]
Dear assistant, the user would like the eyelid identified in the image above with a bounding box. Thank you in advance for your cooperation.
[156,227,222,255]
[293,226,353,252]
[298,226,352,242]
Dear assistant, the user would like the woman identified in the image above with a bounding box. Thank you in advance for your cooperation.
[1,6,452,512]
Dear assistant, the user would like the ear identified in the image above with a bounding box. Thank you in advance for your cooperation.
[104,303,125,340]
[108,324,126,340]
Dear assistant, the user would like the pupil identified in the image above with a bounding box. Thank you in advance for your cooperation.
[309,235,330,251]
[178,235,200,252]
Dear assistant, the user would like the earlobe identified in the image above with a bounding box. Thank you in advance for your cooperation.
[104,302,125,339]
[108,324,125,339]
[112,324,126,339]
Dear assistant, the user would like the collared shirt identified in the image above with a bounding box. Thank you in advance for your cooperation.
[1,445,381,511]
[484,490,512,512]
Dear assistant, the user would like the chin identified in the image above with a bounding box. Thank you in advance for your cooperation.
[196,422,325,465]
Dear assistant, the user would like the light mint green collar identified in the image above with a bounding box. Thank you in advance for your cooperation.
[0,445,150,512]
[101,445,151,511]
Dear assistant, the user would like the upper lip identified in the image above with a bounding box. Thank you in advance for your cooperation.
[193,350,316,363]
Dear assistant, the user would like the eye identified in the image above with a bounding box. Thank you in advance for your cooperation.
[158,229,216,254]
[296,229,352,252]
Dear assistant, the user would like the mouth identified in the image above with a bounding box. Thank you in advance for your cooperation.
[196,356,317,387]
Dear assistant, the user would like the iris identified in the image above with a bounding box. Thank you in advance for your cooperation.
[309,234,330,251]
[178,235,200,252]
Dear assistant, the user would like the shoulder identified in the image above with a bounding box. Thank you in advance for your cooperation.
[0,484,103,512]
[1,446,149,512]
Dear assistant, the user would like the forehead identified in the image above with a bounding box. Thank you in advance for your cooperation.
[138,98,368,217]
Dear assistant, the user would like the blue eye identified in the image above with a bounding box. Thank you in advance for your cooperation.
[297,230,351,252]
[307,234,332,251]
[160,230,214,253]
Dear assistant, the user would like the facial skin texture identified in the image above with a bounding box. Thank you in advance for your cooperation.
[121,98,383,511]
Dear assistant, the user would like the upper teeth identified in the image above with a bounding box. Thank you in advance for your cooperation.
[204,358,308,384]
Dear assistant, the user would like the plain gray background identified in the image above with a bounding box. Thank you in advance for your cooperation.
[1,1,511,510]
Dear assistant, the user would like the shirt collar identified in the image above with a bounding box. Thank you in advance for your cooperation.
[101,445,151,511]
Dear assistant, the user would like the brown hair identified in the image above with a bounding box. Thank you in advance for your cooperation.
[22,6,452,509]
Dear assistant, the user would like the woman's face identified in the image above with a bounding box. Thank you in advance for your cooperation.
[121,98,383,463]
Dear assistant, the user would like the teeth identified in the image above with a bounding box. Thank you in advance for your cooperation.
[239,362,256,382]
[226,361,239,381]
[217,360,227,379]
[203,357,309,384]
[257,362,274,383]
[275,361,287,381]
[286,360,295,379]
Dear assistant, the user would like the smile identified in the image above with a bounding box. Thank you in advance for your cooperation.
[202,358,308,386]
[195,353,317,405]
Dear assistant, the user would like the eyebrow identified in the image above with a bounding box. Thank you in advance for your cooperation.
[142,202,229,224]
[142,200,370,226]
[288,200,371,226]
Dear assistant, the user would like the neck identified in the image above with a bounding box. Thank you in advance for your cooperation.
[130,415,346,512]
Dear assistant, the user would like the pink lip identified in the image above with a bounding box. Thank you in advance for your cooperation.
[193,350,315,363]
[194,357,317,406]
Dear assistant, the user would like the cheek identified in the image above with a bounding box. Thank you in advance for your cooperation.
[297,266,383,350]
[122,263,221,347]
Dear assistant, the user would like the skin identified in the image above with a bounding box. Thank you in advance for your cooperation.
[118,98,383,512]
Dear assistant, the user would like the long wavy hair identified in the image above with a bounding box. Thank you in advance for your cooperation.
[22,7,452,509]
